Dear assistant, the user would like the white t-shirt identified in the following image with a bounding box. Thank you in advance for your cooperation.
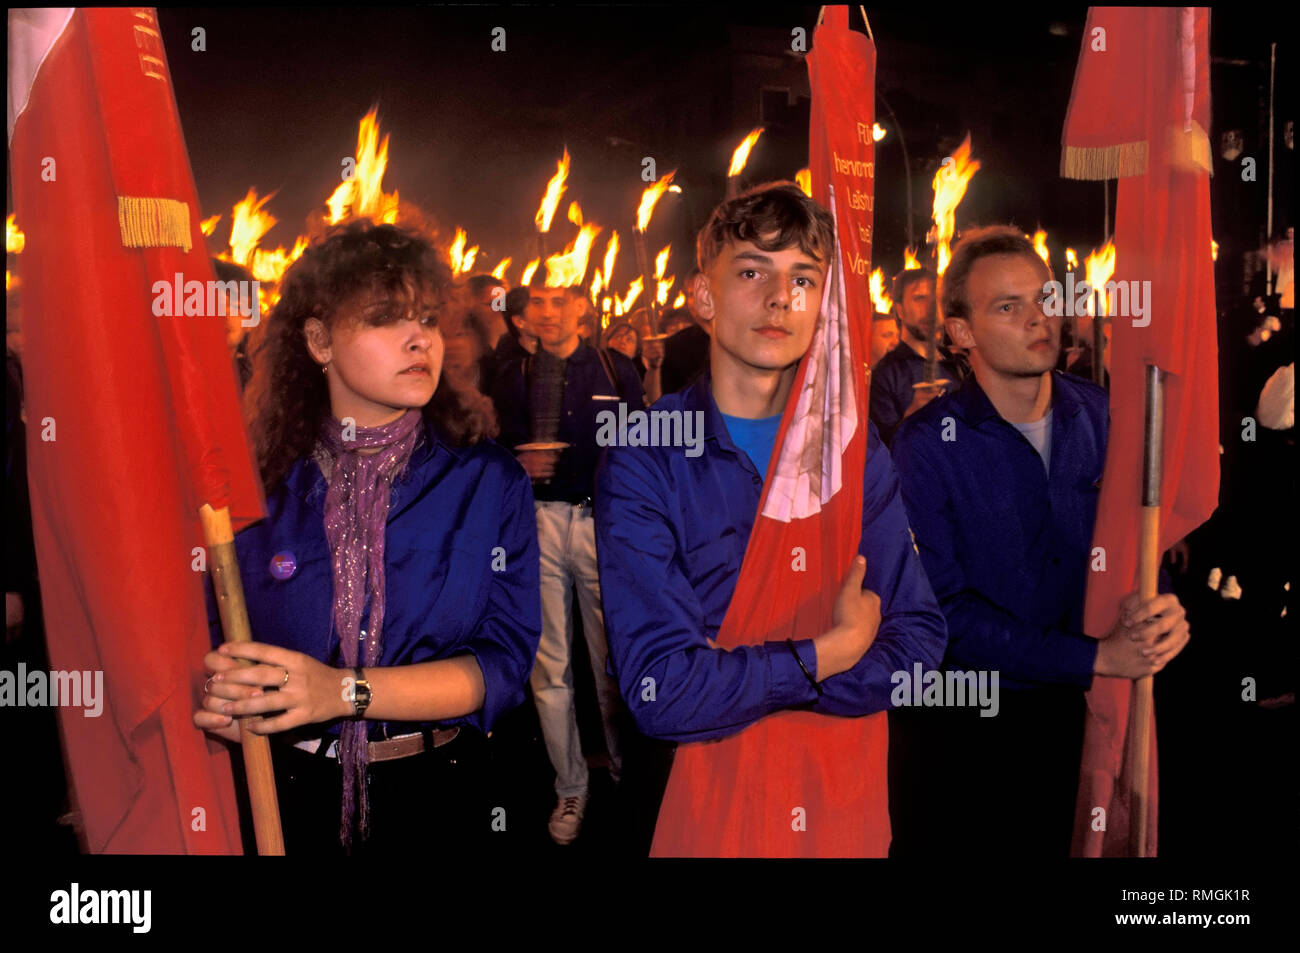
[1011,409,1053,472]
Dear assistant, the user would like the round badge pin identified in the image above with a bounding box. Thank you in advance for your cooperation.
[269,551,298,580]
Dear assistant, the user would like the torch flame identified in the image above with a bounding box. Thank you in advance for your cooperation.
[618,276,644,313]
[869,267,894,315]
[6,215,25,254]
[228,187,278,267]
[601,296,613,315]
[903,247,921,270]
[250,235,309,290]
[794,169,812,197]
[590,269,603,305]
[672,291,686,309]
[1084,240,1117,316]
[1211,239,1218,262]
[601,231,620,291]
[535,149,571,234]
[568,201,583,227]
[199,214,221,238]
[491,258,512,281]
[545,222,601,288]
[636,170,677,232]
[654,245,671,280]
[873,123,887,142]
[728,128,764,177]
[449,228,479,277]
[657,276,675,307]
[931,134,981,275]
[1032,230,1050,267]
[520,259,540,287]
[1065,247,1079,270]
[326,108,400,225]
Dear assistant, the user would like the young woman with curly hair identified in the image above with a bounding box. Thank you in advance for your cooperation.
[192,220,541,854]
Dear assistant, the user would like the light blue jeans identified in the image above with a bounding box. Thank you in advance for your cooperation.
[530,500,624,798]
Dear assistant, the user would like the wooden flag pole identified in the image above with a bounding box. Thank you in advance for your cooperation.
[199,503,286,856]
[1129,363,1163,857]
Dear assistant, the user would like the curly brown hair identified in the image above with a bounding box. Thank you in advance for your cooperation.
[243,219,497,493]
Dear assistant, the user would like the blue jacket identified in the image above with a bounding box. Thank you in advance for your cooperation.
[890,371,1107,691]
[205,417,542,739]
[491,342,645,503]
[868,341,964,446]
[594,372,948,743]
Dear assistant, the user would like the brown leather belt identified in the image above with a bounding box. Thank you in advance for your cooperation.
[367,728,460,763]
[294,728,460,763]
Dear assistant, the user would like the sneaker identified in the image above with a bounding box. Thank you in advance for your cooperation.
[547,794,587,845]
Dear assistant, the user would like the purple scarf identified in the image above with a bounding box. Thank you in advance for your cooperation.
[316,408,422,848]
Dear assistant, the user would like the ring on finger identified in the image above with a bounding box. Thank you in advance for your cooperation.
[280,667,290,688]
[204,675,216,694]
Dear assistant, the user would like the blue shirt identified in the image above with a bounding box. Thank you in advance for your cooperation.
[205,417,542,739]
[491,342,645,503]
[719,412,782,483]
[869,341,964,446]
[890,371,1106,691]
[594,372,948,743]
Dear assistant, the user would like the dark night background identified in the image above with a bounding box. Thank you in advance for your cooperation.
[2,5,1293,875]
[143,5,1291,305]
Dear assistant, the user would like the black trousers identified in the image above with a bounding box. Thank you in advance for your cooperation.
[267,728,493,856]
[889,688,1086,858]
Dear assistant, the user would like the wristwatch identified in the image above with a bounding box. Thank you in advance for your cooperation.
[349,666,372,719]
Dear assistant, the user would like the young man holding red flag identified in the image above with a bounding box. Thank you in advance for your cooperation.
[595,183,946,857]
[890,227,1191,856]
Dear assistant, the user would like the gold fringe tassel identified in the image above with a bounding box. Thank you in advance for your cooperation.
[117,195,192,253]
[1060,140,1148,180]
[1062,121,1213,180]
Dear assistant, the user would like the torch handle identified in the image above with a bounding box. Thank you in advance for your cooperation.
[633,230,661,336]
[199,503,286,856]
[1128,364,1163,858]
[1092,289,1106,387]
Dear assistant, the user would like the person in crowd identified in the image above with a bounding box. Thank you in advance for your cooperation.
[441,304,493,396]
[213,257,259,393]
[659,272,712,396]
[482,286,535,398]
[465,273,510,350]
[870,312,900,366]
[869,266,964,446]
[490,279,644,845]
[603,320,645,378]
[890,226,1191,856]
[193,221,541,855]
[595,183,946,855]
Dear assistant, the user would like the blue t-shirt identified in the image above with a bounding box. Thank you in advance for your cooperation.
[720,412,783,482]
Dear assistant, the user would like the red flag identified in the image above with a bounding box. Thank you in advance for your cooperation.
[1061,6,1218,856]
[9,8,265,852]
[649,5,881,857]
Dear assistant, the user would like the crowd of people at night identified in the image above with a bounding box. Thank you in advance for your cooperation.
[4,180,1293,858]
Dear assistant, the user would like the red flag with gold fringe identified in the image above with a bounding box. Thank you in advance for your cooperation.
[9,7,265,852]
[1061,6,1218,857]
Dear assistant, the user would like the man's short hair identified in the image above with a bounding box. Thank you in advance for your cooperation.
[526,281,583,298]
[467,273,506,298]
[502,286,530,341]
[940,226,1048,321]
[697,182,835,274]
[892,266,936,304]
